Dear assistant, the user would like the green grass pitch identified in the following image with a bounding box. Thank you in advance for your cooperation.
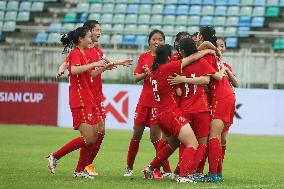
[0,125,284,189]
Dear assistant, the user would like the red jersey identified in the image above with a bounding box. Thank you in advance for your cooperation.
[84,46,104,102]
[171,52,181,61]
[151,60,182,114]
[134,52,157,107]
[68,47,95,108]
[180,58,216,113]
[203,54,234,100]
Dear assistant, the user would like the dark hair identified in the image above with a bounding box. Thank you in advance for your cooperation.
[191,32,199,38]
[199,26,217,47]
[152,44,172,71]
[148,29,165,46]
[61,26,90,54]
[217,37,226,47]
[179,38,198,57]
[174,31,190,50]
[83,20,100,31]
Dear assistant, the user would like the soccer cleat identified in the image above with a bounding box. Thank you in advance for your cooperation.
[162,172,172,179]
[47,154,57,174]
[143,166,154,180]
[123,168,133,177]
[194,172,205,182]
[169,173,179,181]
[217,174,224,182]
[176,175,196,183]
[153,169,163,180]
[84,164,98,176]
[73,171,95,179]
[203,173,223,183]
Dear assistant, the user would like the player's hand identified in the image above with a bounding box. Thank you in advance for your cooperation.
[105,62,117,70]
[143,64,151,75]
[121,58,133,67]
[167,73,186,85]
[56,65,66,79]
[206,49,216,56]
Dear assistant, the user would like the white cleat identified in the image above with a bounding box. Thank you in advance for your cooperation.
[176,175,196,184]
[162,172,173,179]
[47,154,57,174]
[143,166,154,180]
[73,171,95,179]
[123,168,133,177]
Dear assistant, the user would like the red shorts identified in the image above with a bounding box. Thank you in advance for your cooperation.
[211,94,235,131]
[96,101,106,120]
[184,111,210,139]
[134,104,158,127]
[71,106,101,130]
[157,109,189,138]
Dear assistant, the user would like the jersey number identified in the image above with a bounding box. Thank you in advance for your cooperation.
[151,79,160,102]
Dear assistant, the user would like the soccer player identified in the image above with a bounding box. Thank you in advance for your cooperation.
[216,37,238,178]
[172,32,191,61]
[143,44,216,183]
[57,20,132,176]
[196,27,236,182]
[124,30,171,179]
[47,26,107,179]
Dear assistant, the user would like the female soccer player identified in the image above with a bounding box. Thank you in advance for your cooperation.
[143,44,216,183]
[47,26,107,179]
[196,27,236,182]
[124,29,171,179]
[172,31,191,61]
[215,37,238,179]
[57,20,132,176]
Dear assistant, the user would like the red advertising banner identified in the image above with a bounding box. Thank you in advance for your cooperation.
[0,81,58,126]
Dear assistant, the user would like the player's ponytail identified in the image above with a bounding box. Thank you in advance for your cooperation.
[152,44,172,71]
[179,38,198,57]
[199,26,217,47]
[61,26,90,54]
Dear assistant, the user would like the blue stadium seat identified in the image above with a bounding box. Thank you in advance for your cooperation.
[239,16,251,27]
[0,11,4,21]
[240,7,252,17]
[214,6,227,16]
[125,14,137,24]
[176,5,188,15]
[4,12,17,21]
[153,0,165,3]
[202,6,214,15]
[135,35,147,45]
[200,16,213,26]
[79,13,88,22]
[19,2,31,11]
[241,0,253,6]
[238,27,250,37]
[140,0,152,3]
[178,0,191,4]
[0,1,6,11]
[127,4,139,14]
[252,7,265,16]
[188,16,200,25]
[138,15,150,24]
[102,4,114,14]
[280,0,284,6]
[213,16,226,26]
[127,0,140,3]
[215,0,228,5]
[113,24,124,32]
[17,11,30,22]
[101,14,113,24]
[266,0,279,6]
[227,6,240,16]
[228,0,240,5]
[188,26,199,33]
[125,24,137,34]
[202,0,215,5]
[254,0,266,6]
[137,25,149,34]
[114,4,127,14]
[34,32,48,44]
[164,5,176,15]
[163,15,175,25]
[139,4,152,14]
[226,37,238,48]
[122,35,136,45]
[215,26,225,36]
[2,21,16,31]
[152,5,164,14]
[112,14,125,24]
[150,15,163,25]
[175,25,187,33]
[31,2,44,12]
[88,13,100,21]
[89,4,102,13]
[48,22,62,33]
[251,17,264,27]
[47,33,61,44]
[163,25,174,32]
[176,15,187,25]
[226,17,239,26]
[224,27,237,36]
[6,1,19,11]
[61,23,75,32]
[191,0,202,4]
[75,3,89,13]
[111,34,123,44]
[164,0,178,3]
[100,34,111,45]
[189,6,201,15]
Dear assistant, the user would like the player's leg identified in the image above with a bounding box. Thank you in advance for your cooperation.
[216,130,228,180]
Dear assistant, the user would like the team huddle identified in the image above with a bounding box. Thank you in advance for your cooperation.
[46,19,237,184]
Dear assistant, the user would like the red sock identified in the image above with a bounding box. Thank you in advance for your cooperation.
[127,138,140,169]
[174,163,180,175]
[75,144,94,172]
[53,137,86,160]
[197,149,208,174]
[89,132,105,164]
[193,144,207,172]
[208,138,222,174]
[179,146,196,177]
[150,144,174,171]
[153,140,171,172]
[217,145,227,174]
